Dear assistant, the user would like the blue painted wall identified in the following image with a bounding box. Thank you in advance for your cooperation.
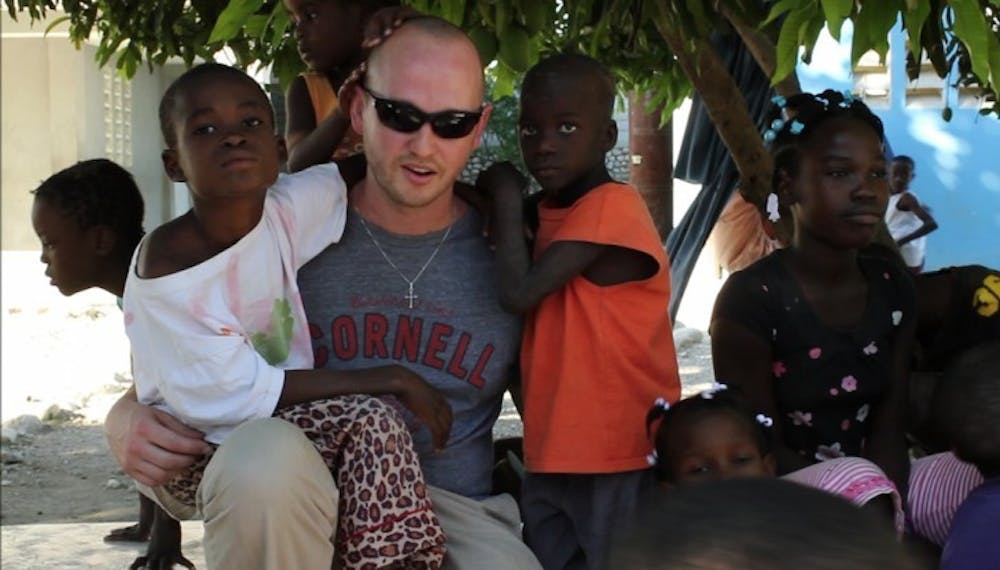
[797,22,1000,269]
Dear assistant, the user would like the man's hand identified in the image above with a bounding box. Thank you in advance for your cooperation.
[387,367,453,452]
[105,393,212,487]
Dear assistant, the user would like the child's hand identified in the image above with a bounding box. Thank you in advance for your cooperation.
[362,6,422,49]
[476,161,527,208]
[386,366,453,451]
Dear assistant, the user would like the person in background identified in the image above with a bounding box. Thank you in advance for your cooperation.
[884,155,937,273]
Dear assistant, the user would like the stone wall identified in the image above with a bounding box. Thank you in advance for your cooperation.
[459,145,631,186]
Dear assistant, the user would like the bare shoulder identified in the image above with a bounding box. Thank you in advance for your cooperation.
[136,213,203,279]
[896,191,920,209]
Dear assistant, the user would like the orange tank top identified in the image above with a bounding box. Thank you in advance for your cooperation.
[521,182,681,473]
[301,72,365,161]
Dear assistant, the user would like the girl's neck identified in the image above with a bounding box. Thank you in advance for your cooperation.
[190,199,264,250]
[789,232,860,281]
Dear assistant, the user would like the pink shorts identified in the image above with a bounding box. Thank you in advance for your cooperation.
[783,453,984,544]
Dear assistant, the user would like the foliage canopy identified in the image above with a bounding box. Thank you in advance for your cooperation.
[7,0,1000,213]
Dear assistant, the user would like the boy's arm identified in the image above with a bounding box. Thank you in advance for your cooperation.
[479,163,607,314]
[895,192,939,246]
[284,75,351,173]
[280,366,453,450]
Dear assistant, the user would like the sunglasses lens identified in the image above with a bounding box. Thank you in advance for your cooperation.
[431,113,481,139]
[368,88,480,139]
[374,100,423,133]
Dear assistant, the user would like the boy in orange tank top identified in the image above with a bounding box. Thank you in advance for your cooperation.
[477,53,681,570]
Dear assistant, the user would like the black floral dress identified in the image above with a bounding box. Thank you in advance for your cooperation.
[713,249,915,465]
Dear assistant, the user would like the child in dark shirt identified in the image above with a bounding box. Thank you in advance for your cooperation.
[478,53,680,570]
[30,160,194,567]
[935,341,1000,569]
[711,89,981,546]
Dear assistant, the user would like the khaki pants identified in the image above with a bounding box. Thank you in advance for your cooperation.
[141,417,541,570]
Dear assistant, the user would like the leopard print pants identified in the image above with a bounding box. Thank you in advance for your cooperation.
[162,395,446,569]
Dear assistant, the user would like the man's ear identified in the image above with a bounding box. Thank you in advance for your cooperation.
[470,103,493,151]
[162,149,186,182]
[91,225,117,257]
[602,119,618,153]
[348,84,366,136]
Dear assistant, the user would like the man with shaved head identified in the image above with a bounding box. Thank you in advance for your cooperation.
[299,16,540,568]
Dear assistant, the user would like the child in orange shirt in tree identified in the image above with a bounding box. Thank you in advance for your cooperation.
[477,53,681,570]
[282,0,410,173]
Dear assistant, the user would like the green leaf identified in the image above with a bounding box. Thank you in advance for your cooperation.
[819,0,851,40]
[439,0,466,25]
[492,60,519,99]
[950,0,992,87]
[208,0,263,44]
[901,0,930,63]
[772,7,810,85]
[801,13,827,64]
[761,0,801,28]
[244,14,268,38]
[851,0,899,65]
[43,15,70,36]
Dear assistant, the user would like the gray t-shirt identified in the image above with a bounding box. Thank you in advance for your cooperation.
[298,207,521,499]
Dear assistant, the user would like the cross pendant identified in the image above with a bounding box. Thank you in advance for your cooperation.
[404,282,418,309]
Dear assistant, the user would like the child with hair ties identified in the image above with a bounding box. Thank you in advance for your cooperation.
[478,53,681,569]
[935,341,1000,569]
[124,62,449,569]
[710,89,982,545]
[645,385,905,533]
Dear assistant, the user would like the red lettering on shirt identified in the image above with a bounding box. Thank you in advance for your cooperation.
[422,323,453,369]
[393,315,423,362]
[468,343,495,388]
[364,313,389,358]
[332,316,358,360]
[447,332,472,379]
[310,314,494,389]
[310,323,329,368]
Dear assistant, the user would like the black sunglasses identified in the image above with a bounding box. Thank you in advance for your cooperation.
[360,84,483,139]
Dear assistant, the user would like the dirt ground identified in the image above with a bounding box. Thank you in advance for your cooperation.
[0,255,717,528]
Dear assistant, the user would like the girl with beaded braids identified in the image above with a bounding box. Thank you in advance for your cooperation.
[645,384,905,532]
[709,90,980,544]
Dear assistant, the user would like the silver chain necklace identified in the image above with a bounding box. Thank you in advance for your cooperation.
[356,214,455,309]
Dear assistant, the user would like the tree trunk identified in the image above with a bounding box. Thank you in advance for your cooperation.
[650,4,787,242]
[628,90,673,240]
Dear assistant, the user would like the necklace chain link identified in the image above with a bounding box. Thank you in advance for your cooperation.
[357,214,454,309]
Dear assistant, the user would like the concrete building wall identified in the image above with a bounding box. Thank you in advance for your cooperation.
[2,12,178,251]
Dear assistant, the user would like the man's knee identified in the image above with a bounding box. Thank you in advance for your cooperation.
[199,418,337,511]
